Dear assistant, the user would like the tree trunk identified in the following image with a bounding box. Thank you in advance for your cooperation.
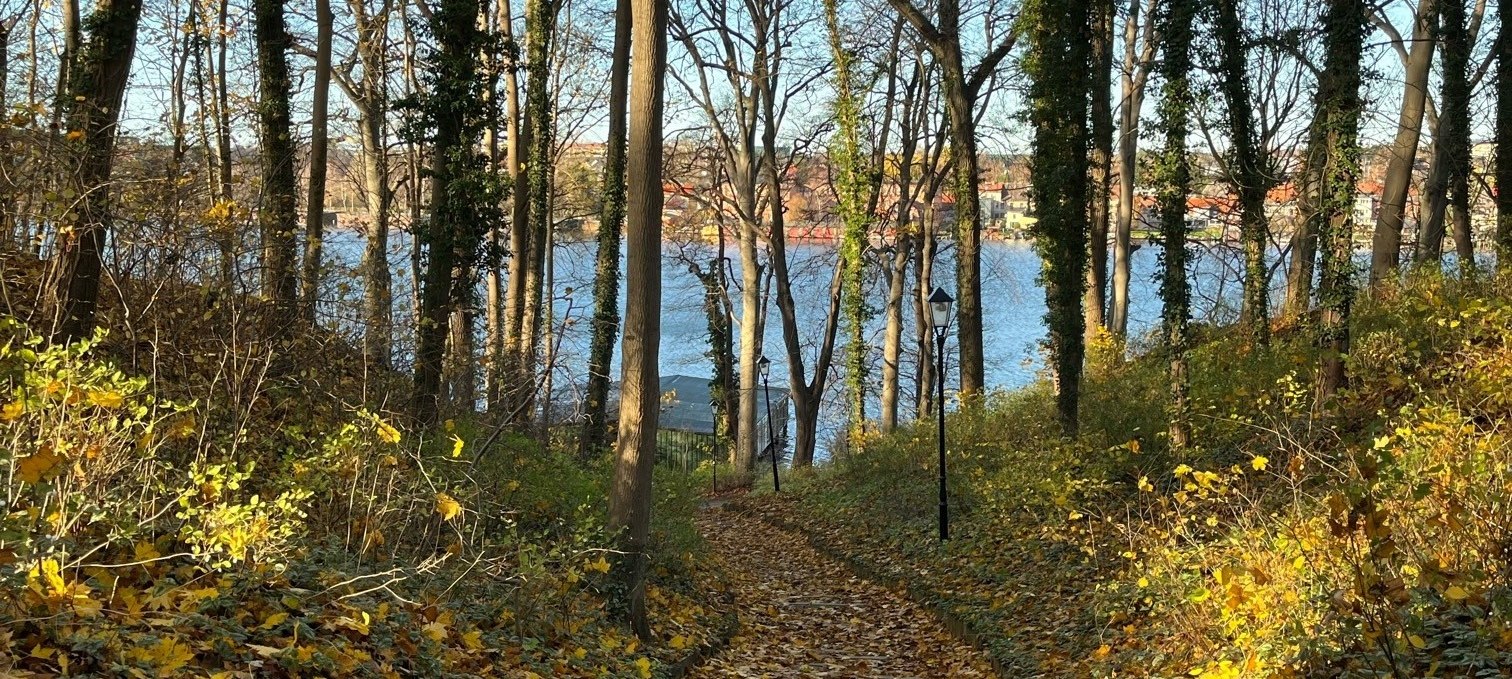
[1155,0,1194,448]
[914,200,938,419]
[1314,0,1366,399]
[1085,0,1114,339]
[1110,0,1154,339]
[1498,0,1512,267]
[301,0,334,325]
[214,0,233,203]
[359,102,393,368]
[508,0,559,425]
[607,0,665,639]
[413,0,486,426]
[880,235,910,432]
[499,0,530,414]
[1439,0,1474,274]
[50,0,144,343]
[582,0,630,456]
[253,0,300,315]
[1214,0,1271,345]
[941,73,985,396]
[1026,0,1092,437]
[1371,0,1435,285]
[734,218,763,474]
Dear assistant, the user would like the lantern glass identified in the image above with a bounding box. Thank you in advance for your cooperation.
[757,355,771,379]
[927,287,954,332]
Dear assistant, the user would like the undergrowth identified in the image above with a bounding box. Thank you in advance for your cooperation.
[767,272,1512,678]
[0,309,723,678]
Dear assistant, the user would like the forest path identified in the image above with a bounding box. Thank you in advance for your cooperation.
[689,506,996,678]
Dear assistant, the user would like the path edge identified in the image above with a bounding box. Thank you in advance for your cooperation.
[665,530,740,677]
[731,498,1013,679]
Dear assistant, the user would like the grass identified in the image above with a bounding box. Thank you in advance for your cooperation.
[748,272,1512,677]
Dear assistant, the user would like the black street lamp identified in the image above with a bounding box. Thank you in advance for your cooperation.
[758,355,780,493]
[928,287,954,541]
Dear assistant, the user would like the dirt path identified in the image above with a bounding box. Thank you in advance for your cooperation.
[690,506,996,678]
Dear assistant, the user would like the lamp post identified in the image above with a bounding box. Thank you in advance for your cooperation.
[928,287,954,541]
[758,356,779,493]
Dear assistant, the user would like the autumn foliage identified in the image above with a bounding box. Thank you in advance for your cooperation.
[0,313,723,677]
[756,273,1512,677]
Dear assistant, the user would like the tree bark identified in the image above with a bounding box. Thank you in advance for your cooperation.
[1026,0,1092,437]
[301,0,334,325]
[1213,0,1271,345]
[1499,0,1512,267]
[1314,0,1366,399]
[1155,0,1194,448]
[1440,0,1474,274]
[582,0,631,456]
[1371,0,1435,285]
[50,0,144,342]
[253,0,300,315]
[1110,0,1155,339]
[607,0,665,638]
[1085,0,1114,339]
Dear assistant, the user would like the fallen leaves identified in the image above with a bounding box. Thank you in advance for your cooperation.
[689,508,994,678]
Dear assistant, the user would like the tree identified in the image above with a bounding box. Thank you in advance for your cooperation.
[1025,0,1091,437]
[581,0,631,456]
[886,0,1017,397]
[49,0,145,342]
[1312,0,1366,398]
[1085,0,1114,339]
[881,48,945,432]
[1153,0,1193,447]
[1212,0,1270,345]
[409,0,498,425]
[607,0,666,638]
[1499,0,1512,268]
[1109,0,1157,339]
[253,0,299,314]
[1415,0,1472,273]
[1369,0,1435,285]
[329,0,397,369]
[301,0,334,325]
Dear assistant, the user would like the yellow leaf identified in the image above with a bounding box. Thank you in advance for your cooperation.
[435,493,462,521]
[1137,476,1154,492]
[1445,586,1470,601]
[633,657,652,678]
[587,556,611,574]
[375,418,401,444]
[17,448,62,484]
[668,634,688,650]
[65,129,84,142]
[421,621,447,642]
[1251,455,1269,471]
[1137,577,1150,588]
[451,436,464,458]
[0,400,23,421]
[462,629,484,650]
[87,390,124,409]
[1409,634,1427,649]
[260,612,289,629]
[39,558,67,597]
[444,419,456,433]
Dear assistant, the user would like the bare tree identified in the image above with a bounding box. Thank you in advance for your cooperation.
[607,0,666,639]
[1370,0,1435,285]
[1109,0,1157,339]
[886,0,1017,397]
[301,0,334,324]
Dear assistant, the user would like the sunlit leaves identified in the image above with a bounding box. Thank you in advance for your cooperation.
[434,493,462,521]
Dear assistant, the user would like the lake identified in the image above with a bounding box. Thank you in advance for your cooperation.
[326,231,1279,454]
